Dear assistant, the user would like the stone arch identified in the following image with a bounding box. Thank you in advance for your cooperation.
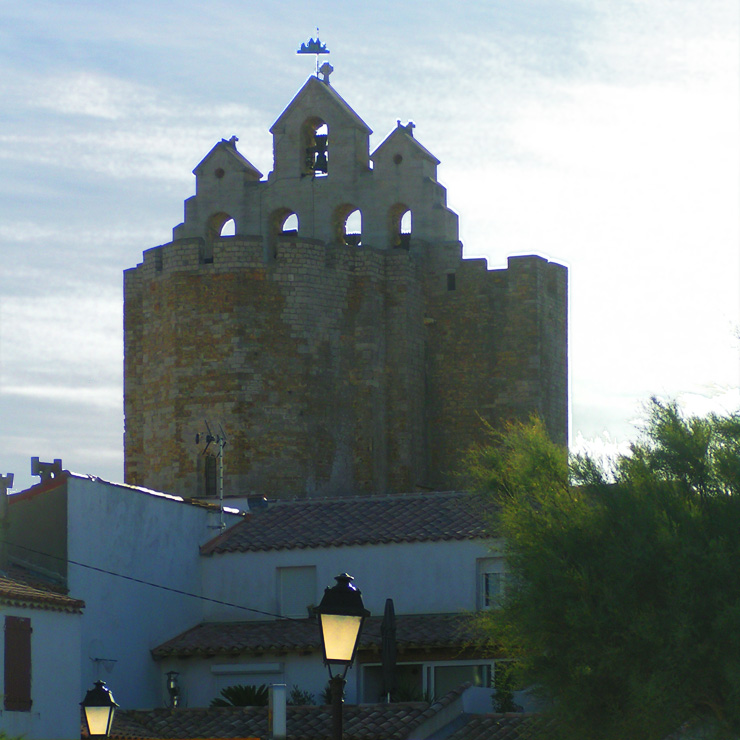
[333,204,362,247]
[269,207,300,257]
[389,203,412,249]
[202,211,236,263]
[271,208,299,236]
[207,212,236,242]
[302,117,329,176]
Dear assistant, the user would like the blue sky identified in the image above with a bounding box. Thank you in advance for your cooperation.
[1,0,738,491]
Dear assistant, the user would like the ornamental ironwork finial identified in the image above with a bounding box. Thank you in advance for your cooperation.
[297,30,331,77]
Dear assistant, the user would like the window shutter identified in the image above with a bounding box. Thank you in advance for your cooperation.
[4,616,32,711]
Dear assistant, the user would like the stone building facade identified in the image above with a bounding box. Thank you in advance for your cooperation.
[123,75,568,499]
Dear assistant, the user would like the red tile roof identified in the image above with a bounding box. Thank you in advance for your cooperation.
[0,575,84,613]
[201,492,487,554]
[446,714,553,740]
[5,562,68,594]
[109,687,467,739]
[152,613,484,659]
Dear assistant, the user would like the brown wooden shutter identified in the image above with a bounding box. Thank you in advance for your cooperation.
[4,616,32,711]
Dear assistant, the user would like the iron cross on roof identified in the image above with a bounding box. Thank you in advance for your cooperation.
[297,31,333,80]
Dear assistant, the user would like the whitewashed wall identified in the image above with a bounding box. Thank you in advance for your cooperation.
[0,605,82,740]
[65,477,242,710]
[200,538,501,621]
[157,652,329,709]
[173,537,504,705]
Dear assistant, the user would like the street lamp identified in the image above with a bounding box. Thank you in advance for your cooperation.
[166,671,180,708]
[80,680,118,738]
[315,573,370,740]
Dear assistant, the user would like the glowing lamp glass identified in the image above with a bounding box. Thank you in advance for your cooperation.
[81,681,118,737]
[84,705,116,736]
[319,613,364,664]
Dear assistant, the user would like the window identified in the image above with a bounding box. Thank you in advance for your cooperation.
[433,663,492,697]
[204,455,217,498]
[477,557,505,609]
[4,616,32,711]
[361,660,493,703]
[277,566,316,618]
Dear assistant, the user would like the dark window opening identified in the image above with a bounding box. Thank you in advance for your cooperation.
[4,616,32,712]
[447,273,456,291]
[204,455,217,498]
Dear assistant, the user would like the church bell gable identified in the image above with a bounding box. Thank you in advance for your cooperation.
[269,76,372,181]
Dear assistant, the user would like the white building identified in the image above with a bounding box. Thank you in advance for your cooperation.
[6,470,243,710]
[154,491,504,710]
[6,468,508,716]
[0,575,84,739]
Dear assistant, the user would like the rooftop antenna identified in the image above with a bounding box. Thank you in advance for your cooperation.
[195,420,228,530]
[297,29,331,79]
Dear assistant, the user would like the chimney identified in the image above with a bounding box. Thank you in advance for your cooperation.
[269,684,286,740]
[31,457,63,483]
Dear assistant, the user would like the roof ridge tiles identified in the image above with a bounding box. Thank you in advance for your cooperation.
[200,491,486,555]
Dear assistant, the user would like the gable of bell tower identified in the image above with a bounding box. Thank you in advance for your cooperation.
[269,76,372,180]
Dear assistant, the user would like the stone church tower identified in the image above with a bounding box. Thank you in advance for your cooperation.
[123,74,568,499]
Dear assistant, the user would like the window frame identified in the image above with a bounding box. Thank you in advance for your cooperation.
[477,557,506,610]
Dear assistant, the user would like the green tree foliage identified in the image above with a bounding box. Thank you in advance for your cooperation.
[210,683,269,707]
[468,400,740,740]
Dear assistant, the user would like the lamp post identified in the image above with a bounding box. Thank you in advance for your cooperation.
[314,573,370,740]
[80,680,118,738]
[166,671,180,708]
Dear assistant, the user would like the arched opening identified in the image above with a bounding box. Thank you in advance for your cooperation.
[282,213,298,234]
[270,208,300,237]
[270,208,300,257]
[334,204,362,247]
[302,118,329,176]
[207,212,235,242]
[389,204,412,249]
[203,211,236,263]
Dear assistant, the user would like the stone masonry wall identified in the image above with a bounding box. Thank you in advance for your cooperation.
[423,254,568,489]
[124,235,566,498]
[124,235,426,498]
